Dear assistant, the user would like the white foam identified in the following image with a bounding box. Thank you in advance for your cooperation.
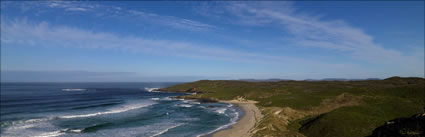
[161,97,172,100]
[196,121,234,137]
[229,108,240,124]
[182,100,201,105]
[1,118,52,128]
[59,102,156,119]
[62,88,86,91]
[69,129,82,133]
[177,104,193,108]
[6,124,35,130]
[1,117,59,137]
[197,104,240,137]
[144,87,159,92]
[149,124,183,137]
[152,97,173,101]
[216,108,227,114]
[190,102,201,105]
[24,118,52,123]
[33,130,65,137]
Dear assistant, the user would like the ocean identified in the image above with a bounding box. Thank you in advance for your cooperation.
[0,83,241,137]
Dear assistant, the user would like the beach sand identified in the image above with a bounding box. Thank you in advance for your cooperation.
[212,100,263,137]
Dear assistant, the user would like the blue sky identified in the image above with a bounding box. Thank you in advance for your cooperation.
[1,1,424,82]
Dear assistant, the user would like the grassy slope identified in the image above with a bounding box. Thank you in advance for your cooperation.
[163,77,425,137]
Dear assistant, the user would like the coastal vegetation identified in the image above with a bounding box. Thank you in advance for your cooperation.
[160,77,425,137]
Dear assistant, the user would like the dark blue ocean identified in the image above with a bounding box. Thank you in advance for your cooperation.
[0,83,240,137]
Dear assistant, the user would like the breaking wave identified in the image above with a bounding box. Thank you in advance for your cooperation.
[59,102,156,119]
[177,104,193,108]
[33,130,65,137]
[149,123,184,137]
[144,88,159,92]
[62,88,86,91]
[197,103,240,137]
[216,108,227,114]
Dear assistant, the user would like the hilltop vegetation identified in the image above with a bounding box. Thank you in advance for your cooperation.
[161,77,425,137]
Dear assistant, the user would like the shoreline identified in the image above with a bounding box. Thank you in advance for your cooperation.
[211,100,263,137]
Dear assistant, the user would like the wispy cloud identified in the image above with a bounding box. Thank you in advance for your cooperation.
[196,1,424,72]
[0,19,266,63]
[43,1,93,12]
[65,7,88,12]
[1,18,355,74]
[3,1,216,32]
[2,1,423,78]
[128,10,216,31]
[0,70,210,82]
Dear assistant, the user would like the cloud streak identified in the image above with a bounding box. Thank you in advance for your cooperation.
[3,1,216,32]
[1,1,423,79]
[0,19,292,64]
[0,70,209,82]
[197,1,424,73]
[2,18,358,77]
[127,10,216,31]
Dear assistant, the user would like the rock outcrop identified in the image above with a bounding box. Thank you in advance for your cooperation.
[368,113,425,137]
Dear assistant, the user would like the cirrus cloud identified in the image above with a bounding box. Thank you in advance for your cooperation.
[196,1,424,75]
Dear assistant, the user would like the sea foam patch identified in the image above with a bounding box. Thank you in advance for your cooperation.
[59,101,156,119]
[196,103,240,137]
[62,88,86,91]
[177,104,193,108]
[1,83,238,137]
[2,118,61,137]
[144,88,159,92]
[149,123,184,137]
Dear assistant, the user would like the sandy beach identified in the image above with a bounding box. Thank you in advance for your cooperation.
[212,100,263,137]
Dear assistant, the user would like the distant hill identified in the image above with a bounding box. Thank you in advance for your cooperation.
[160,77,425,137]
[305,78,381,81]
[239,78,382,82]
[239,78,293,82]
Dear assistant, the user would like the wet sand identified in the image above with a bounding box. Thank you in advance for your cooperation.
[212,100,263,137]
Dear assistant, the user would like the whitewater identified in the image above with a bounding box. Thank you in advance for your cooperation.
[0,83,241,137]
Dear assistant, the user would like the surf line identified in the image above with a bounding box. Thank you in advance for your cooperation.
[149,123,184,137]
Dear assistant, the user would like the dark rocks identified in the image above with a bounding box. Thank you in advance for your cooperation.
[368,113,425,137]
[170,96,217,103]
[196,98,217,103]
[152,88,167,92]
[154,88,205,94]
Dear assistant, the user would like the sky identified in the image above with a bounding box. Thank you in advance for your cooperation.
[1,1,424,82]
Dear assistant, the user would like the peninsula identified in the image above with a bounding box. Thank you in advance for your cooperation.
[159,77,425,137]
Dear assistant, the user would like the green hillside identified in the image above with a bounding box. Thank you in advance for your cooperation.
[160,77,425,137]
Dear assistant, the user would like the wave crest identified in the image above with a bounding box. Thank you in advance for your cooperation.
[197,103,240,137]
[177,104,193,108]
[33,130,65,137]
[144,88,159,92]
[59,102,156,119]
[150,123,184,137]
[62,88,86,91]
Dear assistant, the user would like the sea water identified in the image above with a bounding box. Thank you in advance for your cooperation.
[0,83,241,137]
